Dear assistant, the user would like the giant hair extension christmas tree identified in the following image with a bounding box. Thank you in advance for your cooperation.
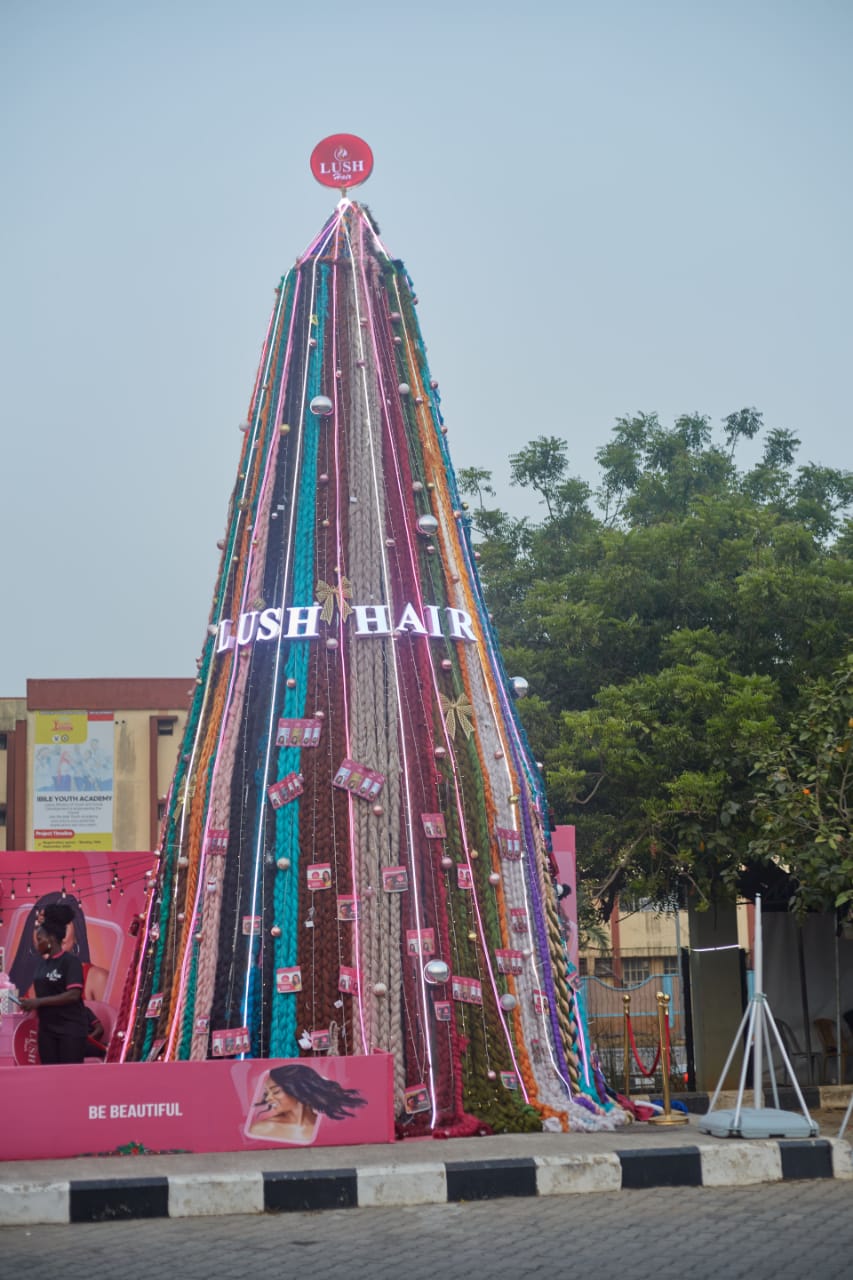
[112,139,623,1135]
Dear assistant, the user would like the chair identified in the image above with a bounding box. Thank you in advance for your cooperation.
[814,1018,849,1084]
[772,1019,822,1086]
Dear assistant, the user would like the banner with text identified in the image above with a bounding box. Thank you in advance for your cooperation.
[32,711,115,851]
[0,1056,394,1160]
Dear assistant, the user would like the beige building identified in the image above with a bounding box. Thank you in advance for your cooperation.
[1,679,191,852]
[579,895,752,983]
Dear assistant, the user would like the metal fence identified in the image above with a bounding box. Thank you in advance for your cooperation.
[579,972,687,1090]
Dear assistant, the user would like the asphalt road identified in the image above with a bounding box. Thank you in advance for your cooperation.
[2,1181,851,1280]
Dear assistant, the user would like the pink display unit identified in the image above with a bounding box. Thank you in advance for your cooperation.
[0,1054,395,1160]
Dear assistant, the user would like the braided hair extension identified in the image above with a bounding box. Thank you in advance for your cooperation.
[190,267,304,1059]
[388,281,544,1132]
[267,260,329,1055]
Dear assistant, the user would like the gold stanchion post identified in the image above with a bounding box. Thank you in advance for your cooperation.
[649,990,688,1126]
[623,993,631,1098]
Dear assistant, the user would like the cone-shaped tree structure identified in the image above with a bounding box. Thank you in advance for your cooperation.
[113,200,622,1134]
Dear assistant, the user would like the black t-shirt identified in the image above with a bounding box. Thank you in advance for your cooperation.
[32,951,88,1037]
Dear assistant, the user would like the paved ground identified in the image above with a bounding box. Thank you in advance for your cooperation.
[2,1180,851,1279]
[2,1089,851,1229]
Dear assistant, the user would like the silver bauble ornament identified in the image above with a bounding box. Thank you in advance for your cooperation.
[423,959,450,985]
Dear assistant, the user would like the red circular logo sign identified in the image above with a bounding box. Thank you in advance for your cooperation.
[13,1014,40,1065]
[310,134,373,190]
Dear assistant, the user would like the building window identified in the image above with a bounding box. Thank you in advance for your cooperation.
[0,805,6,827]
[594,957,615,981]
[577,957,588,977]
[157,719,175,736]
[0,732,7,750]
[658,954,680,975]
[621,956,651,985]
[157,801,167,821]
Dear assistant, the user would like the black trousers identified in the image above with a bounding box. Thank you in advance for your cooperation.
[38,1029,87,1064]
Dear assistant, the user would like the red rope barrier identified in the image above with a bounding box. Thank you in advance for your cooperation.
[625,1012,661,1077]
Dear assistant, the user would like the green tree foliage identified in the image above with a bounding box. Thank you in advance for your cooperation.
[750,652,853,916]
[459,412,853,916]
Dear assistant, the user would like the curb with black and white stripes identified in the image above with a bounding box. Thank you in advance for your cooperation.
[1,1140,851,1225]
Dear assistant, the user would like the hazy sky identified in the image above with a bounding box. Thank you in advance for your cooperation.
[2,0,850,696]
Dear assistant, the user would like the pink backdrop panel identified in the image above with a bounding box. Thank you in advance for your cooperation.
[551,825,578,969]
[0,1055,395,1160]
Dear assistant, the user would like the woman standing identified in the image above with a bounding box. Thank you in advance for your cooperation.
[18,902,88,1064]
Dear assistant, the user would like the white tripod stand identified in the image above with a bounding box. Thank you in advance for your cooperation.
[699,894,818,1139]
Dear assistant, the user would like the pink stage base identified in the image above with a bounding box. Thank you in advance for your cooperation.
[0,1055,395,1160]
